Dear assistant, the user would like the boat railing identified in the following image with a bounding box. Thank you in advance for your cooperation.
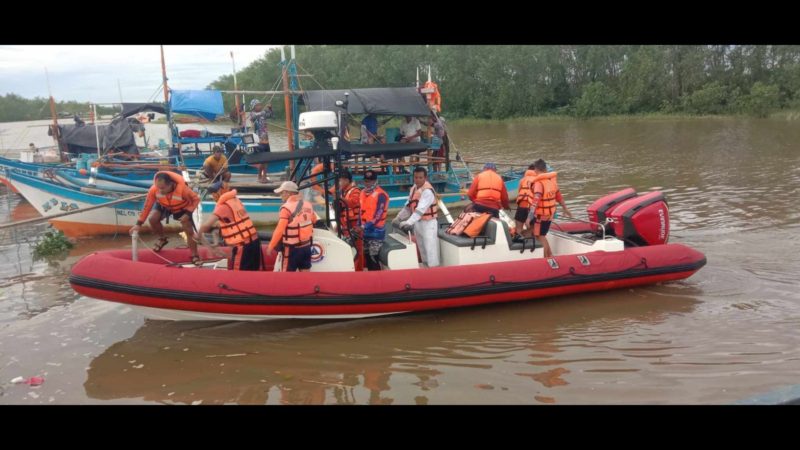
[555,216,610,241]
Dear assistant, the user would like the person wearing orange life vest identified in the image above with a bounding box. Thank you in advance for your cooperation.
[305,158,333,206]
[268,181,319,272]
[392,166,441,267]
[514,163,540,239]
[129,171,202,266]
[195,182,263,271]
[356,170,389,271]
[336,170,364,271]
[467,162,510,218]
[525,159,573,258]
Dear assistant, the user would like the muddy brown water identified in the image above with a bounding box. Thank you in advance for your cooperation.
[1,117,799,404]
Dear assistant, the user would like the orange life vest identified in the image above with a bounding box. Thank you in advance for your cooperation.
[360,186,388,229]
[280,195,315,247]
[215,190,258,246]
[446,211,483,235]
[338,184,362,233]
[532,172,559,219]
[153,171,196,213]
[423,80,441,113]
[407,181,439,221]
[310,162,333,194]
[475,170,504,204]
[516,169,538,208]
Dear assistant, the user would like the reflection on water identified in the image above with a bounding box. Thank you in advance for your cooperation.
[2,117,800,404]
[83,293,699,404]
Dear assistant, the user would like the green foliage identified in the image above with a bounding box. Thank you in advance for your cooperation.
[32,229,74,262]
[681,82,734,114]
[573,82,623,118]
[0,94,117,123]
[736,82,781,117]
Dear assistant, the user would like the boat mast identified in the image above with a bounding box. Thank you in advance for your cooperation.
[230,51,242,130]
[160,45,173,149]
[45,67,61,157]
[281,46,294,153]
[289,45,300,151]
[93,103,101,157]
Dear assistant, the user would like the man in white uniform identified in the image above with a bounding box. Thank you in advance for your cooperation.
[393,167,441,267]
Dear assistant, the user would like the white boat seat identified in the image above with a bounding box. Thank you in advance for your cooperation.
[379,235,407,266]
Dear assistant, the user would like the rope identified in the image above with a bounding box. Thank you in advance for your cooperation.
[136,235,177,264]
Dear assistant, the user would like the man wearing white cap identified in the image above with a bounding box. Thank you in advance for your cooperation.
[268,181,319,272]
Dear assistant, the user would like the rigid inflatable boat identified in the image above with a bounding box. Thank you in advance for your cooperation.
[69,188,707,321]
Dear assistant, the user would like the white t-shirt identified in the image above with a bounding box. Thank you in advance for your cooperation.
[399,118,421,142]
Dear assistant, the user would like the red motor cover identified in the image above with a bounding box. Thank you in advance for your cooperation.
[607,191,669,246]
[586,187,638,233]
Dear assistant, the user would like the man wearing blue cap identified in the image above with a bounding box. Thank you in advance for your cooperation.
[467,162,509,218]
[195,181,263,271]
[249,99,274,183]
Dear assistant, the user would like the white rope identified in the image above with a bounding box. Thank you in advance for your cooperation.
[136,235,177,264]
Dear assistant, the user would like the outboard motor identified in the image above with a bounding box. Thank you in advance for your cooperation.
[587,187,638,235]
[606,191,669,246]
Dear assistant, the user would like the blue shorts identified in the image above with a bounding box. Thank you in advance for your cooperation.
[285,245,312,272]
[532,218,551,236]
[155,203,189,222]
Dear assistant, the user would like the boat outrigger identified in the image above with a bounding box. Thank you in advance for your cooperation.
[69,107,707,321]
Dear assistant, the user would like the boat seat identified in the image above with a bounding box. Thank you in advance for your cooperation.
[437,220,496,249]
[379,235,407,267]
[498,220,537,253]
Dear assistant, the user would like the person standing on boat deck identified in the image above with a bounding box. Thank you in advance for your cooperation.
[249,99,274,183]
[195,182,263,271]
[268,181,319,272]
[360,114,383,144]
[393,166,441,267]
[526,158,572,258]
[337,170,364,271]
[130,171,202,266]
[357,170,389,271]
[30,143,44,163]
[514,163,539,239]
[202,146,231,183]
[467,162,509,218]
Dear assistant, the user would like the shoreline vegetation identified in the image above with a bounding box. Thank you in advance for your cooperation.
[4,45,799,123]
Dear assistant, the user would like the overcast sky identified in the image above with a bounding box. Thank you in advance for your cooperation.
[0,45,278,104]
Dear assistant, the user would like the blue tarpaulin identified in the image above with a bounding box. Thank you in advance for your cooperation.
[169,90,224,120]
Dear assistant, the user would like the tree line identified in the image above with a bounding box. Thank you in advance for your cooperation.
[0,94,118,123]
[208,45,800,119]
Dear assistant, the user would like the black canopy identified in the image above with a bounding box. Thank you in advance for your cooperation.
[303,87,430,117]
[120,102,167,118]
[58,117,138,154]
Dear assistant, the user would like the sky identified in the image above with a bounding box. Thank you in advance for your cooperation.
[0,45,278,104]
